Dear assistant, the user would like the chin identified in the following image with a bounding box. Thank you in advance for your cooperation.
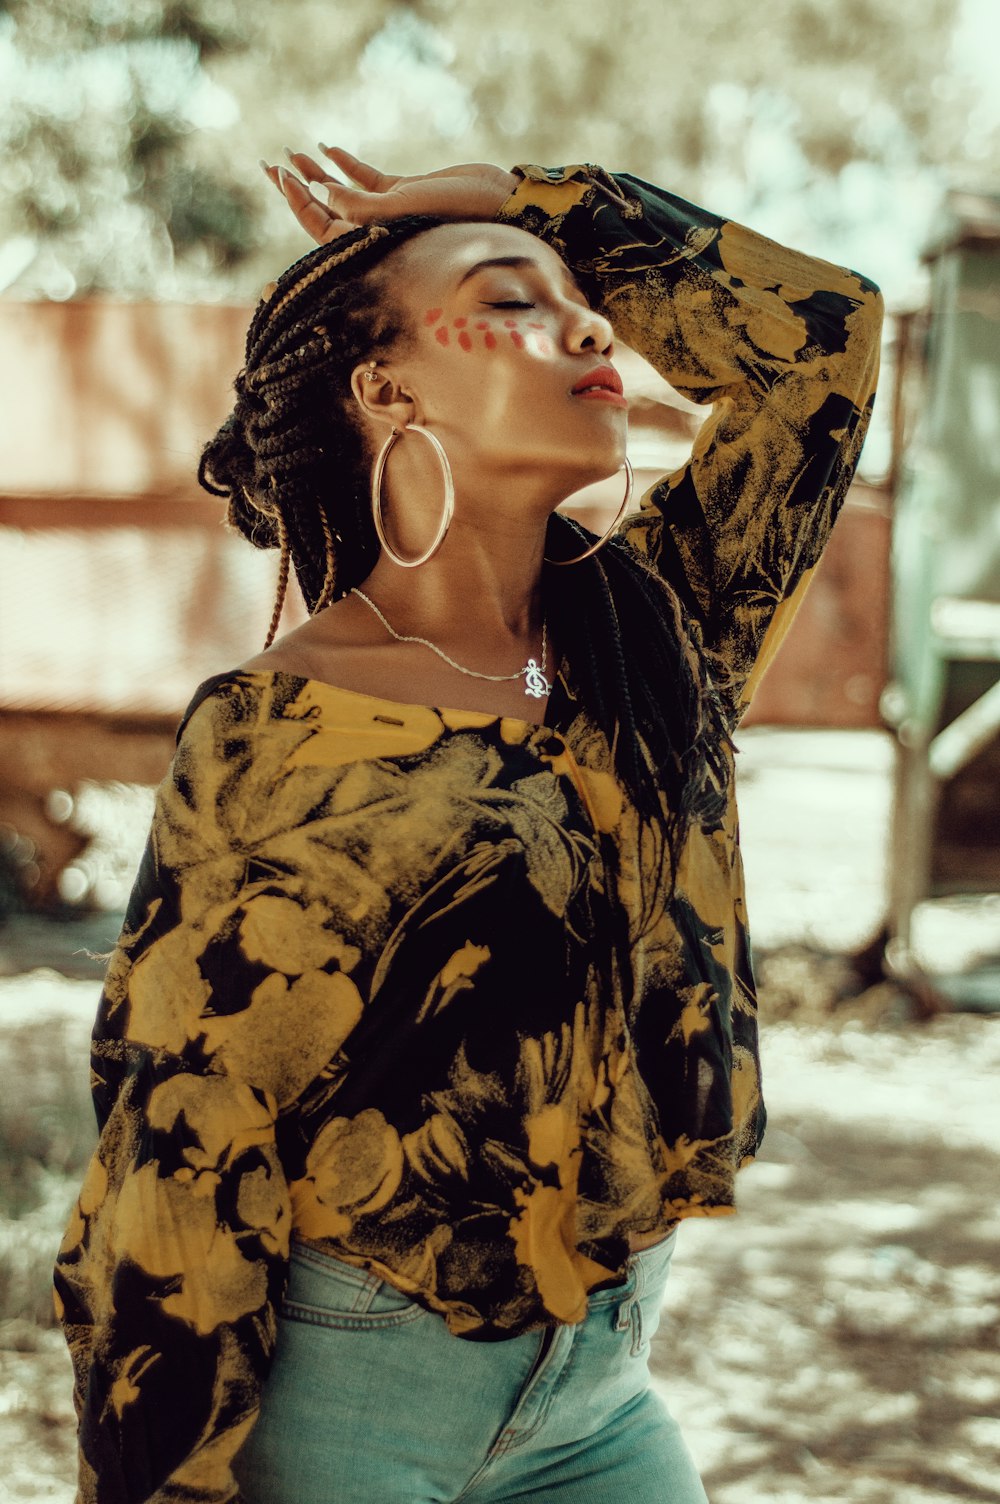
[502,426,626,497]
[559,457,628,513]
[579,440,628,486]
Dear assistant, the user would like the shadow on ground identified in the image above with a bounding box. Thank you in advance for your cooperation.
[654,1019,1000,1504]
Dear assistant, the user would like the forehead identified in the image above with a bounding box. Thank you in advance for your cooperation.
[389,221,580,296]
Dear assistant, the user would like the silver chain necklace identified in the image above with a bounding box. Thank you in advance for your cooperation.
[351,588,552,699]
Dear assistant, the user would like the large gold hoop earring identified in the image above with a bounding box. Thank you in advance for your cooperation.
[371,424,455,568]
[544,457,634,566]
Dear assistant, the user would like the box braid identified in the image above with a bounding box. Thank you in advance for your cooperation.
[199,218,437,628]
[199,218,733,880]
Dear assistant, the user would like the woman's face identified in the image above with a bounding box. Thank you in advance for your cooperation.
[357,222,627,499]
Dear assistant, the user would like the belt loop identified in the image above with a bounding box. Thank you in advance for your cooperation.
[629,1294,645,1356]
[613,1254,637,1331]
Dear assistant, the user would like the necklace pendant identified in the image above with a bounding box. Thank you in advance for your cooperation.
[523,658,551,699]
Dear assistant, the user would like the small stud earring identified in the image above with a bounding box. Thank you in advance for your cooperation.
[363,361,379,383]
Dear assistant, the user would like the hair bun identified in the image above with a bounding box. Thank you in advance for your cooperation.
[198,412,252,499]
[198,411,282,547]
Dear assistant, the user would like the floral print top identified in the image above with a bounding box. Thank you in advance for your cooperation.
[55,162,883,1503]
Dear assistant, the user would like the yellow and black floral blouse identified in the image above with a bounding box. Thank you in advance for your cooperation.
[55,163,883,1502]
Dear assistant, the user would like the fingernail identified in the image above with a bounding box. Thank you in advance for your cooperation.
[318,142,331,154]
[283,146,297,164]
[258,158,272,175]
[276,166,289,190]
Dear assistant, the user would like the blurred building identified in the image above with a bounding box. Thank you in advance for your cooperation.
[883,189,1000,946]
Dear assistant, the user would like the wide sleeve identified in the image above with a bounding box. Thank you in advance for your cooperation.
[52,685,335,1504]
[498,163,885,725]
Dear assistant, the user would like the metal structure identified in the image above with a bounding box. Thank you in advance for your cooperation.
[883,190,1000,949]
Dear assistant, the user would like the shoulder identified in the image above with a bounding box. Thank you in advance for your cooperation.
[237,642,315,680]
[174,669,279,753]
[183,601,368,739]
[237,595,372,683]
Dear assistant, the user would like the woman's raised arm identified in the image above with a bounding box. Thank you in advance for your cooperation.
[496,163,885,726]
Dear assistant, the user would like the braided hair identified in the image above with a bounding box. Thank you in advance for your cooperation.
[199,219,732,877]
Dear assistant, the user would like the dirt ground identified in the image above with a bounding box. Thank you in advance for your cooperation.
[656,1004,1000,1504]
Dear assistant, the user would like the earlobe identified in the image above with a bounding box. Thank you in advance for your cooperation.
[349,360,418,429]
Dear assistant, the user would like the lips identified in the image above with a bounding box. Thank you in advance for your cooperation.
[571,365,627,405]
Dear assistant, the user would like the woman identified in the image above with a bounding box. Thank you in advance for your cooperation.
[54,148,883,1504]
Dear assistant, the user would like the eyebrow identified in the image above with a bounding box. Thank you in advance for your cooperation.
[456,255,581,295]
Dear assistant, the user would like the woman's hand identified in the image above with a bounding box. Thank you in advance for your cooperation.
[260,146,518,246]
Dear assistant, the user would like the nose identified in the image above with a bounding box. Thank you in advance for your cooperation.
[564,300,614,358]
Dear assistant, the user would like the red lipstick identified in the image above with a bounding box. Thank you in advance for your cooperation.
[571,365,627,406]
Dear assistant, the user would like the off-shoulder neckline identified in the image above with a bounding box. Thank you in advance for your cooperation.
[215,667,557,734]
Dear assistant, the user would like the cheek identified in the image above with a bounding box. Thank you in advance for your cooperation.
[420,313,555,361]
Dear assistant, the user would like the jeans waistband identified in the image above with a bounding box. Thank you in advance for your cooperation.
[586,1229,679,1307]
[289,1228,679,1317]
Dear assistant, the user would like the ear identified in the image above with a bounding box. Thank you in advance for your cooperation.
[349,361,419,431]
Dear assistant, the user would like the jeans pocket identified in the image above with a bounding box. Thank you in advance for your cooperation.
[282,1241,428,1330]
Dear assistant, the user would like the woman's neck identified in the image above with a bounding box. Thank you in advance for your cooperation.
[358,512,549,649]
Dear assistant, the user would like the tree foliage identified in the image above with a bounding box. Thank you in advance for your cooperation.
[0,0,994,300]
[0,0,260,294]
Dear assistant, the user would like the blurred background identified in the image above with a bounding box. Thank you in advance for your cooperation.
[1,2,999,1500]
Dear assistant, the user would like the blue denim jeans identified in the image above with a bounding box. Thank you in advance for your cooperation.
[233,1230,707,1503]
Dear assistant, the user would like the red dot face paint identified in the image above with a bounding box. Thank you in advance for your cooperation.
[424,308,442,325]
[435,326,450,346]
[484,331,497,350]
[535,334,553,356]
[528,322,545,329]
[453,317,467,328]
[509,330,525,349]
[474,321,488,330]
[503,319,517,328]
[458,331,472,351]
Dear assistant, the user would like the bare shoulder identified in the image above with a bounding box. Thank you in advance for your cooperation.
[239,641,314,677]
[238,597,370,681]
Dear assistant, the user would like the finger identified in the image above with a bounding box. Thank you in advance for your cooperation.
[319,145,398,192]
[278,168,347,245]
[284,149,345,190]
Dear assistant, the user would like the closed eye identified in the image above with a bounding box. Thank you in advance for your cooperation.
[485,300,535,309]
